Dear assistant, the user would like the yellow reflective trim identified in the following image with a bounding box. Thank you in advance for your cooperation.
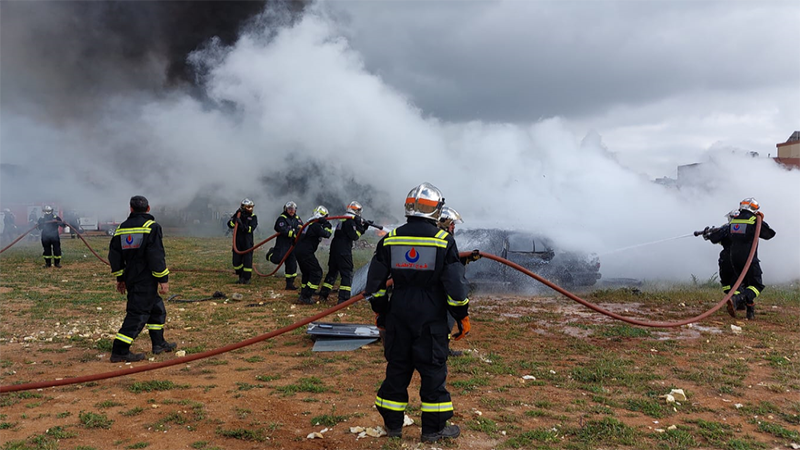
[447,295,469,307]
[114,227,152,236]
[730,217,756,225]
[248,226,252,233]
[146,323,164,330]
[53,256,62,259]
[375,396,407,411]
[356,231,362,237]
[286,273,297,278]
[142,220,155,228]
[747,286,760,296]
[112,269,124,277]
[233,264,243,270]
[384,236,447,248]
[115,333,134,344]
[152,268,169,278]
[373,289,387,298]
[243,267,252,272]
[420,401,453,413]
[228,221,235,227]
[307,282,319,290]
[322,283,334,289]
[435,229,449,239]
[389,229,397,237]
[721,285,731,291]
[340,286,351,292]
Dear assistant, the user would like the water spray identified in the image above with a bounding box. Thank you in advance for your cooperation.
[598,233,695,257]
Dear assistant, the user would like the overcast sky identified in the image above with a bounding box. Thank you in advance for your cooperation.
[326,0,800,176]
[1,1,798,282]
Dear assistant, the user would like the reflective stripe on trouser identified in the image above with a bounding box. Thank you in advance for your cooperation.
[116,283,167,346]
[283,254,297,279]
[232,251,253,280]
[730,256,765,304]
[42,235,62,258]
[377,318,453,434]
[298,253,323,295]
[324,251,354,301]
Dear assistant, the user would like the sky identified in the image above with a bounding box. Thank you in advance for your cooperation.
[1,0,798,283]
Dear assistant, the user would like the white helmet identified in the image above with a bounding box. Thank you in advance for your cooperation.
[739,198,759,214]
[438,206,463,230]
[310,205,329,221]
[725,209,740,223]
[346,201,363,216]
[43,205,53,214]
[240,198,254,213]
[284,201,297,213]
[404,182,444,220]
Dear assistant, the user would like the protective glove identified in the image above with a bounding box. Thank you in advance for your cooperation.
[469,249,482,262]
[701,226,711,240]
[451,316,470,341]
[375,313,386,331]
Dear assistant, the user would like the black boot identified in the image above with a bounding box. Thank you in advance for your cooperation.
[746,304,755,320]
[110,339,145,363]
[337,292,351,305]
[421,424,460,443]
[285,279,297,290]
[54,260,62,268]
[297,288,314,305]
[149,329,178,354]
[43,259,51,268]
[318,288,330,302]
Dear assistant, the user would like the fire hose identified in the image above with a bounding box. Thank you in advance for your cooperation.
[0,217,762,393]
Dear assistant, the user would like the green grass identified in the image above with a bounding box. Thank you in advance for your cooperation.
[274,377,328,395]
[128,380,188,393]
[78,411,113,429]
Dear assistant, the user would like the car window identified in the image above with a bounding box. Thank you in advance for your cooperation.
[507,233,534,252]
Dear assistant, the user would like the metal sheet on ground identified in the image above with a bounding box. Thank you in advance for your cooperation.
[307,322,380,338]
[312,337,378,352]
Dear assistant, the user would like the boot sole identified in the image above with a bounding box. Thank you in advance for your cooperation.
[725,300,737,318]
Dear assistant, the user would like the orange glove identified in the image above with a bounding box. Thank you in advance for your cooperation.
[451,316,470,341]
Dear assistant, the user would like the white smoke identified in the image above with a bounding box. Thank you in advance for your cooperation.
[1,5,798,283]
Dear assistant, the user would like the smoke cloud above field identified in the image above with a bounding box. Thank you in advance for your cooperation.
[1,2,797,283]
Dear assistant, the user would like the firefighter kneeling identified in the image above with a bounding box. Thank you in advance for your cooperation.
[365,182,470,443]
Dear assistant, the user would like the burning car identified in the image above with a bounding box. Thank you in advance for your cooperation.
[351,228,601,294]
[455,228,601,291]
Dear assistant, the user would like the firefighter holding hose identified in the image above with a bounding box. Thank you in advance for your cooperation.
[365,182,470,443]
[270,201,303,290]
[228,198,258,285]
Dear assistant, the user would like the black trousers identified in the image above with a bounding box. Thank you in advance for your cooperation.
[377,318,452,434]
[718,249,736,293]
[41,235,62,263]
[322,251,354,301]
[297,253,323,296]
[232,250,253,280]
[116,282,167,345]
[731,252,765,304]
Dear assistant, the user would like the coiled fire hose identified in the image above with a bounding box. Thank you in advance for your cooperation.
[0,217,762,393]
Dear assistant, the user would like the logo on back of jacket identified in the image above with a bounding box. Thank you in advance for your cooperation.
[122,233,143,250]
[731,223,746,234]
[391,246,435,271]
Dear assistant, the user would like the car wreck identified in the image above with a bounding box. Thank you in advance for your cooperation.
[351,228,601,294]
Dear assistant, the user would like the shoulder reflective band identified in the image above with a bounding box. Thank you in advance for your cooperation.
[730,217,756,225]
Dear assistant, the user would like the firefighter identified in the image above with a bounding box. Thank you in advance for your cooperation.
[37,205,64,268]
[294,206,333,304]
[701,210,741,314]
[319,201,369,304]
[727,198,776,320]
[228,199,258,284]
[271,201,303,290]
[2,208,16,245]
[108,195,176,362]
[436,206,481,358]
[365,182,470,443]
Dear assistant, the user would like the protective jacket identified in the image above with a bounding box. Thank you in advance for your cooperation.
[229,210,258,251]
[271,213,303,263]
[321,215,368,301]
[38,214,63,239]
[728,210,775,268]
[364,216,469,435]
[109,212,169,287]
[295,218,332,259]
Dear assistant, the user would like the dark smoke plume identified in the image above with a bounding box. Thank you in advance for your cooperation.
[0,0,306,122]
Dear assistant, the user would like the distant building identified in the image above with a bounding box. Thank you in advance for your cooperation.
[774,131,800,169]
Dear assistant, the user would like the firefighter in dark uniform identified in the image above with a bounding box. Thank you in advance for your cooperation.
[228,198,258,284]
[727,198,776,320]
[108,195,176,362]
[295,206,333,304]
[38,205,64,268]
[365,183,470,443]
[319,201,369,304]
[271,201,303,290]
[701,209,741,314]
[2,208,17,245]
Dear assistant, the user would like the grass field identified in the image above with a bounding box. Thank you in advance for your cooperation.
[0,234,798,450]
